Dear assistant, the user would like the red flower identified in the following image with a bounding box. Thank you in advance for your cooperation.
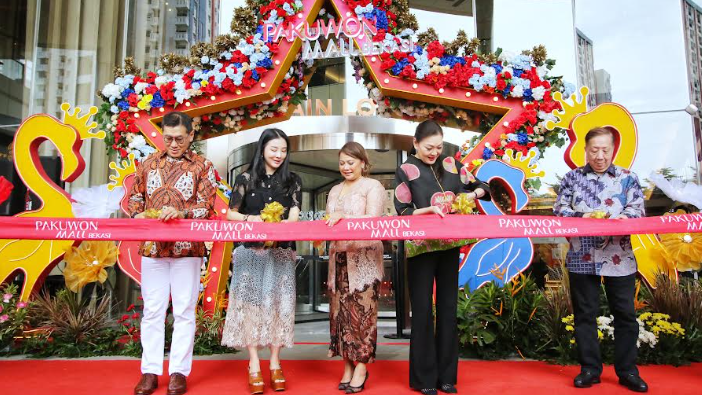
[496,78,507,91]
[426,41,445,59]
[145,85,158,95]
[120,314,130,322]
[612,255,621,265]
[119,148,128,158]
[131,313,139,319]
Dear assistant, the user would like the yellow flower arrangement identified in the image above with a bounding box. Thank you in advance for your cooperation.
[452,193,476,214]
[63,241,119,292]
[659,232,702,272]
[261,201,285,247]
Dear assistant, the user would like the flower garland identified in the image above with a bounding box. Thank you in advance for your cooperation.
[97,0,310,158]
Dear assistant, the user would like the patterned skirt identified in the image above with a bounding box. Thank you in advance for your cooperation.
[221,245,296,349]
[328,252,380,363]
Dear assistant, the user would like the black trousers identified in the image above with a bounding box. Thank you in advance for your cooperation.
[569,272,639,378]
[408,248,459,389]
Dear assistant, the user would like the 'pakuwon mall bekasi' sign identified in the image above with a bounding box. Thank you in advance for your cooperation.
[264,16,415,60]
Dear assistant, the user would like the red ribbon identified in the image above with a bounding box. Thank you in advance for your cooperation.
[3,214,700,242]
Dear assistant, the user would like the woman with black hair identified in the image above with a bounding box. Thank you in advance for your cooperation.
[394,120,490,395]
[221,128,302,394]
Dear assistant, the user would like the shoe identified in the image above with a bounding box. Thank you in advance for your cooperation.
[338,381,350,391]
[345,372,369,394]
[574,371,601,388]
[167,373,187,395]
[249,370,264,394]
[618,374,648,392]
[419,389,438,395]
[439,384,458,393]
[134,373,158,395]
[271,368,286,391]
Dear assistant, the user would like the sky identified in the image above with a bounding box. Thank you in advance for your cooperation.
[216,0,702,187]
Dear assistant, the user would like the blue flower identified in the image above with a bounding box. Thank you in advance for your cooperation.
[482,147,494,160]
[440,56,465,67]
[491,64,503,74]
[110,105,119,114]
[150,92,165,108]
[523,88,534,102]
[121,88,135,99]
[510,54,532,70]
[251,69,260,81]
[513,69,523,78]
[117,100,130,111]
[258,57,273,69]
[517,133,529,145]
[391,59,409,76]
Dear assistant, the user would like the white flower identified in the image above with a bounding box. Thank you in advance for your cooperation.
[536,65,549,78]
[510,85,525,98]
[154,76,168,86]
[101,83,123,103]
[532,86,546,101]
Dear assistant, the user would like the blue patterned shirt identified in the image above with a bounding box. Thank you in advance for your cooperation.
[553,164,645,276]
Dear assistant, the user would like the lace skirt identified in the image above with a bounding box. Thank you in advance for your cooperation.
[328,252,380,363]
[221,245,296,349]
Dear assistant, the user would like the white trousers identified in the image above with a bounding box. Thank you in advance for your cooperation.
[140,256,201,376]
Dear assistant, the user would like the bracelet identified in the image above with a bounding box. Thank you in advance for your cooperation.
[243,214,249,221]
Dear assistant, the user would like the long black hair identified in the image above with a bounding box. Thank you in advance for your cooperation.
[411,119,444,182]
[247,128,295,193]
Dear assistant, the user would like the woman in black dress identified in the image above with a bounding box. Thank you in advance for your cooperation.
[221,128,302,394]
[394,120,490,395]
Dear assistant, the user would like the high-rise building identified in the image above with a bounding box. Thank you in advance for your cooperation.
[576,29,597,108]
[682,0,702,180]
[593,69,612,105]
[130,0,221,70]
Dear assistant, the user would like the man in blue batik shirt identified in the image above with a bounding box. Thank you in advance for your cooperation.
[554,127,648,393]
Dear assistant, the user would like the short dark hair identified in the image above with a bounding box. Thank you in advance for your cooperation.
[162,111,193,133]
[585,126,615,145]
[339,142,372,176]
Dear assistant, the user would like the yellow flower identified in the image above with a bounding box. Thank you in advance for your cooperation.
[597,330,604,340]
[471,159,484,167]
[260,201,285,223]
[565,325,574,332]
[638,312,651,321]
[201,80,208,87]
[570,339,576,344]
[63,241,119,292]
[659,231,702,272]
[452,193,476,214]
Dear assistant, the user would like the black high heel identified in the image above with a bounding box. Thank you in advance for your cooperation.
[338,381,350,391]
[345,372,369,394]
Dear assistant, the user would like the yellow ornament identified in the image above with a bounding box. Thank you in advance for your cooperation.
[261,201,285,247]
[63,241,119,292]
[659,232,702,272]
[260,201,285,223]
[591,211,608,219]
[143,208,162,219]
[452,193,476,214]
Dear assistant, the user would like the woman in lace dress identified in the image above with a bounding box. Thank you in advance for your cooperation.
[221,128,302,394]
[325,142,386,394]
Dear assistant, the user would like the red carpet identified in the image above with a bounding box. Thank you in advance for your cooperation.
[1,359,701,395]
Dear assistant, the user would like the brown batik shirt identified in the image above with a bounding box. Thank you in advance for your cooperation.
[127,150,217,258]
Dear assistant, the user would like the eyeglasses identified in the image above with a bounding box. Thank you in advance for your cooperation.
[163,135,187,145]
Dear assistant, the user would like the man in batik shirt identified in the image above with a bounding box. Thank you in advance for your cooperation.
[128,112,216,395]
[554,127,648,393]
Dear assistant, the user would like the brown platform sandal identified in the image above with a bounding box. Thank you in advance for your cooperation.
[248,370,264,394]
[270,368,286,391]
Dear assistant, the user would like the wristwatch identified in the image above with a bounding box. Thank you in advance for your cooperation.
[182,209,189,219]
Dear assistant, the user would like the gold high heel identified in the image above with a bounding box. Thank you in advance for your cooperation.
[248,370,264,394]
[270,368,286,391]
